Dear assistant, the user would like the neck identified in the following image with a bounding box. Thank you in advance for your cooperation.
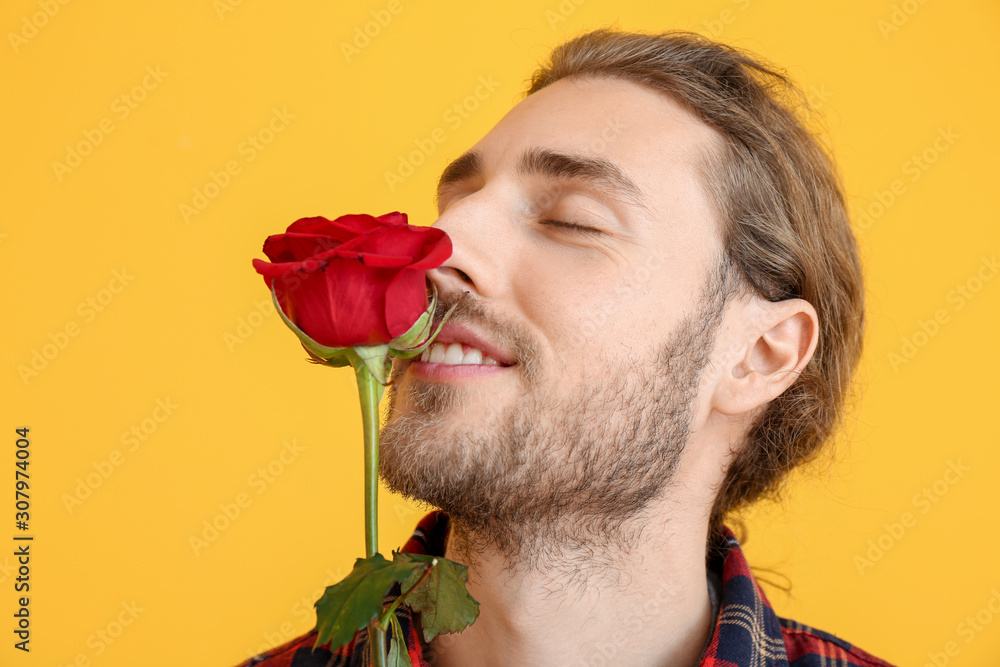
[425,508,713,667]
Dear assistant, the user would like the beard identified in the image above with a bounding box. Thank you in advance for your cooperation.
[379,266,731,575]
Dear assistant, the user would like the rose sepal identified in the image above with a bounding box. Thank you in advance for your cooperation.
[388,286,462,359]
[351,344,393,386]
[387,295,435,357]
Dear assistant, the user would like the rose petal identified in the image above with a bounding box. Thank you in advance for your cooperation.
[289,244,413,268]
[406,228,453,270]
[284,216,342,235]
[327,214,384,235]
[352,226,433,258]
[286,215,381,236]
[263,232,348,262]
[280,257,393,347]
[252,258,281,284]
[339,250,414,268]
[384,268,429,338]
[376,211,408,227]
[252,257,309,281]
[259,237,297,264]
[255,211,453,349]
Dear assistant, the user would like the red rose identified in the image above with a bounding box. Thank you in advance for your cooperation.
[252,212,451,349]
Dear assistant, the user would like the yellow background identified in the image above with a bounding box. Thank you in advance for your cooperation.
[2,1,997,665]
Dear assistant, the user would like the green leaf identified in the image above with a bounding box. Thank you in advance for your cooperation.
[394,552,481,643]
[387,613,413,667]
[313,553,426,652]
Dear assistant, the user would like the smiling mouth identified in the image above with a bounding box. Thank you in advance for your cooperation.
[419,342,511,367]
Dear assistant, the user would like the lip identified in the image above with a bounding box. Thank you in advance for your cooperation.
[404,320,517,382]
[408,359,511,381]
[427,321,516,366]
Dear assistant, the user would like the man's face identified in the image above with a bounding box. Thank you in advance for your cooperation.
[380,76,728,562]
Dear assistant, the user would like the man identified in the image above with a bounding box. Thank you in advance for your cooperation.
[237,28,893,667]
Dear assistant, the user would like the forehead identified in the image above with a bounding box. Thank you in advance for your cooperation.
[490,75,715,152]
[459,75,723,239]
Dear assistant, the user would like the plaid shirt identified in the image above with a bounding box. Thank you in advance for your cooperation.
[235,510,895,667]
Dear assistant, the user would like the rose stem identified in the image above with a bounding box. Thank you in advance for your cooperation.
[354,360,388,667]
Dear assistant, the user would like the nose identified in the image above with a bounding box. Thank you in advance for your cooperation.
[426,195,507,300]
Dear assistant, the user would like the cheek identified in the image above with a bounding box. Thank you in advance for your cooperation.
[507,248,662,366]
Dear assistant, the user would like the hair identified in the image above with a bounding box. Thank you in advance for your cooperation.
[525,28,865,549]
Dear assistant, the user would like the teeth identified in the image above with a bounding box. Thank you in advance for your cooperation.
[421,342,503,366]
[444,342,465,364]
[429,344,446,363]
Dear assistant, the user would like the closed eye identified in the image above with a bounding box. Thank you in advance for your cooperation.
[540,219,603,235]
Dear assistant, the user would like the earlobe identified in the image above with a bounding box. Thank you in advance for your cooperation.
[712,298,818,417]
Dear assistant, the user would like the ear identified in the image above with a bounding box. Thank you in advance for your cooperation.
[711,297,819,417]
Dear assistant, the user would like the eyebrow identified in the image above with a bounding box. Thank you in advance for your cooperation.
[436,150,483,202]
[436,147,648,210]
